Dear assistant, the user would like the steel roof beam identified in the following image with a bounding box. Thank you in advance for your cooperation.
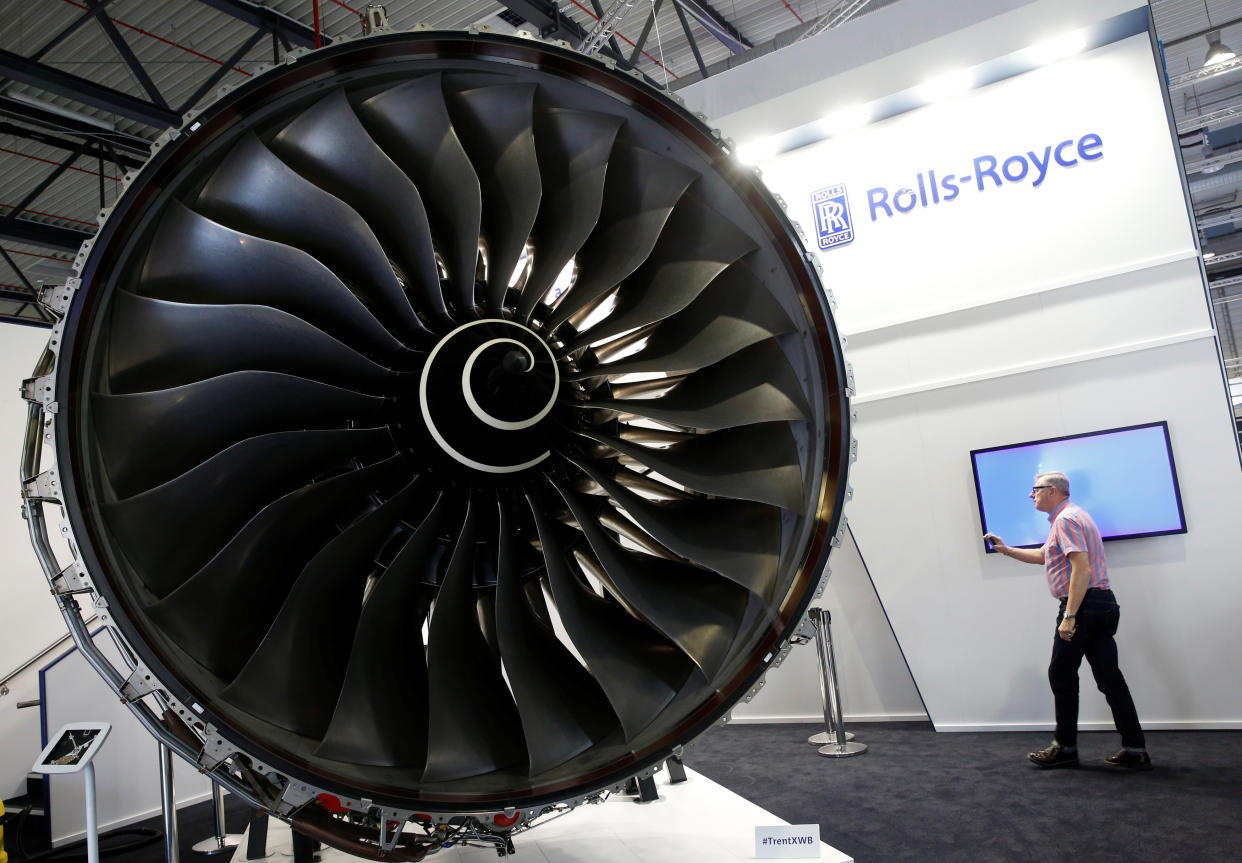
[177,26,268,115]
[0,247,38,295]
[0,122,146,172]
[0,49,181,129]
[582,0,629,58]
[1178,101,1242,135]
[5,144,88,227]
[673,0,750,54]
[500,0,638,71]
[1168,54,1242,89]
[0,96,151,158]
[0,219,92,252]
[629,0,665,66]
[88,0,170,110]
[195,0,327,49]
[31,0,117,62]
[0,310,53,328]
[673,2,709,77]
[501,1,595,44]
[1161,15,1242,49]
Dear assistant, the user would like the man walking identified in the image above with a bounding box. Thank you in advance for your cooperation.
[984,471,1151,770]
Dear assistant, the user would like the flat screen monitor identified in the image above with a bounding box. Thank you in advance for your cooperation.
[971,421,1186,550]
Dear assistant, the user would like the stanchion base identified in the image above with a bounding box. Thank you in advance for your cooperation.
[807,731,855,744]
[817,741,868,758]
[191,834,244,855]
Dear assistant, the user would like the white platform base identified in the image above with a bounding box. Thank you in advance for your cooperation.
[234,768,852,862]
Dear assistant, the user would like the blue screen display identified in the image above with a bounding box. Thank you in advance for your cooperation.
[971,422,1186,550]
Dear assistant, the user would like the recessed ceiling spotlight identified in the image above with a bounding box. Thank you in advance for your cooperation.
[917,69,974,103]
[1027,29,1088,65]
[736,136,781,164]
[819,104,871,136]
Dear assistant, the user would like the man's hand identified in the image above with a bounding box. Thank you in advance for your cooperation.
[984,533,1006,553]
[1058,615,1076,641]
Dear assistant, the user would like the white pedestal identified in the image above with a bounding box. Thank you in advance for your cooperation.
[233,768,852,862]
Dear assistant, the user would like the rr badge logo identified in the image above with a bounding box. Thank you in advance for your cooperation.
[811,184,854,250]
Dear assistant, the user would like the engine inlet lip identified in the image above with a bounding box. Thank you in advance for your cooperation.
[50,30,852,814]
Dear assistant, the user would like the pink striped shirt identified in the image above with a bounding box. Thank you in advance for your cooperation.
[1043,500,1109,599]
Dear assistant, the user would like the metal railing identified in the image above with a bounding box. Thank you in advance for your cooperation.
[0,616,95,697]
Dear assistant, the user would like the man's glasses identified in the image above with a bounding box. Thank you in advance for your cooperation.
[1031,485,1052,493]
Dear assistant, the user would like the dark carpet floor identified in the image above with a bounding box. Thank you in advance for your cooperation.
[683,722,1242,863]
[6,723,1239,861]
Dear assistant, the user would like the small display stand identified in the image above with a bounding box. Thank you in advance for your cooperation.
[32,722,112,863]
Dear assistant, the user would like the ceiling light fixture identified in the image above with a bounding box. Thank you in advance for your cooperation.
[1027,29,1088,65]
[1203,1,1236,67]
[819,104,871,136]
[1204,31,1236,66]
[736,135,781,164]
[917,69,974,103]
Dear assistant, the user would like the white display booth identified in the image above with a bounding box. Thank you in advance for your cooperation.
[685,0,1242,731]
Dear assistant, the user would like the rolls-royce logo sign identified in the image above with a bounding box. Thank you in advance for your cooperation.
[809,133,1105,249]
[812,184,853,250]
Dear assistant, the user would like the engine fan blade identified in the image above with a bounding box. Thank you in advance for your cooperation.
[221,477,431,738]
[105,429,394,598]
[357,75,482,317]
[569,263,794,378]
[106,291,402,396]
[446,83,541,314]
[568,457,782,599]
[138,202,418,360]
[553,483,748,680]
[313,493,448,767]
[525,486,695,742]
[423,493,528,782]
[561,201,757,353]
[493,498,619,775]
[146,455,406,679]
[266,89,450,323]
[515,107,625,322]
[573,422,805,511]
[541,144,698,332]
[93,371,385,500]
[193,131,427,344]
[582,340,811,430]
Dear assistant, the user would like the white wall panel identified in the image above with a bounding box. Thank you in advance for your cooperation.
[683,1,1242,732]
[762,35,1195,334]
[848,339,1242,730]
[42,629,212,844]
[732,530,926,724]
[1,325,70,670]
[847,257,1212,401]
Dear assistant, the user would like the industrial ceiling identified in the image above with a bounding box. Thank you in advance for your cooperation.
[1,0,1238,391]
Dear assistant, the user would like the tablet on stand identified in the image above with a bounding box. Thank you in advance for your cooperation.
[33,722,112,863]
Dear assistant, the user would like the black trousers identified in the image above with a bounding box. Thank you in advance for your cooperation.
[1048,588,1145,749]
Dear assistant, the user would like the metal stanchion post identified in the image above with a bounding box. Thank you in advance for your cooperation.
[808,611,855,745]
[159,742,181,863]
[809,608,866,758]
[191,780,243,855]
[84,762,99,863]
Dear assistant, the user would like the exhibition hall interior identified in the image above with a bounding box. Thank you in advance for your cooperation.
[2,1,1241,861]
